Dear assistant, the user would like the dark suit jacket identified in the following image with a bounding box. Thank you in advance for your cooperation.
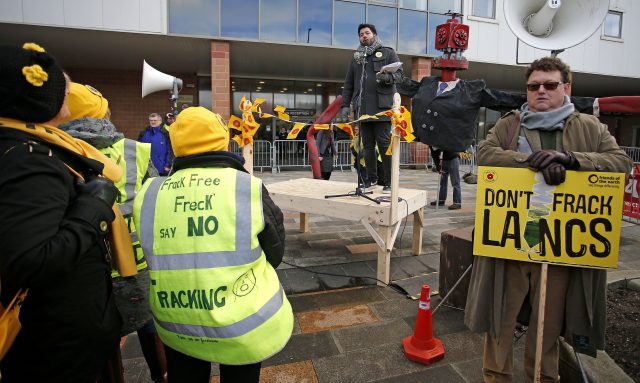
[342,46,401,119]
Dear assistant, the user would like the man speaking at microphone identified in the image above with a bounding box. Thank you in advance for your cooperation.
[340,23,402,194]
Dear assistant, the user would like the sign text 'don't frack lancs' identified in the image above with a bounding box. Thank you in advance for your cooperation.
[473,167,625,269]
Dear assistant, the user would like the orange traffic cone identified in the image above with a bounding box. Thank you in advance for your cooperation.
[402,284,445,364]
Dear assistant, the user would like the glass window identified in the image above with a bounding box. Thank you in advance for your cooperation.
[427,12,449,54]
[298,0,332,44]
[168,0,219,37]
[198,76,212,110]
[603,11,622,38]
[221,0,258,39]
[231,78,252,116]
[369,0,397,5]
[472,0,495,19]
[399,0,427,11]
[428,0,461,14]
[334,1,365,48]
[399,9,426,54]
[273,81,295,109]
[261,0,296,42]
[251,80,274,113]
[295,81,317,110]
[367,5,398,50]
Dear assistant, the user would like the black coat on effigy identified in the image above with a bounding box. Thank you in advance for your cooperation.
[397,76,525,152]
[0,127,121,382]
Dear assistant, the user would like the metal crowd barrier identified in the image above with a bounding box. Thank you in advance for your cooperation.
[229,139,435,173]
[621,146,640,163]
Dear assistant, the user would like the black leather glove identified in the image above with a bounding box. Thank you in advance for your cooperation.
[339,106,350,121]
[75,176,119,208]
[376,72,393,85]
[527,150,578,171]
[540,162,567,185]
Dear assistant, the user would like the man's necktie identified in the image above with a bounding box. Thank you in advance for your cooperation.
[436,82,448,96]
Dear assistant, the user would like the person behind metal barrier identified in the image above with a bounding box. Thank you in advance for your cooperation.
[464,57,632,383]
[430,150,462,210]
[0,43,121,382]
[139,112,173,176]
[339,23,402,194]
[58,82,167,383]
[316,128,337,180]
[132,107,292,383]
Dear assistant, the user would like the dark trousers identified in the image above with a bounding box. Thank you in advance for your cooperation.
[164,346,261,383]
[360,121,391,185]
[437,157,461,204]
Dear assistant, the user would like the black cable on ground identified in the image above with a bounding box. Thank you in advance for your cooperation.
[280,198,411,296]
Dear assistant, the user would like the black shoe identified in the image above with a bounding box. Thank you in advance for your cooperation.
[430,200,445,206]
[359,180,373,191]
[448,203,461,210]
[382,185,391,194]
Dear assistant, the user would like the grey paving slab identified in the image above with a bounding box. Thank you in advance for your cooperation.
[263,331,340,367]
[312,264,356,290]
[288,286,387,313]
[121,333,144,359]
[452,351,527,383]
[372,365,467,383]
[331,318,413,353]
[280,267,323,294]
[313,343,428,383]
[122,357,148,383]
[417,331,486,368]
[369,295,424,321]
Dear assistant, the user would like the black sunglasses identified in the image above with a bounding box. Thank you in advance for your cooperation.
[526,81,565,91]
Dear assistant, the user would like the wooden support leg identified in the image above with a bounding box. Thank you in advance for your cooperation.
[412,207,424,256]
[299,212,309,233]
[377,225,392,286]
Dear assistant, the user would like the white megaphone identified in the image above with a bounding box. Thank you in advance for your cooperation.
[504,0,609,53]
[142,60,183,112]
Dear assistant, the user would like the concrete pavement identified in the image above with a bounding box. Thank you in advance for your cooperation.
[121,167,640,382]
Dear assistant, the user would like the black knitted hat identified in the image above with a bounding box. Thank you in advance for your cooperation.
[0,43,66,123]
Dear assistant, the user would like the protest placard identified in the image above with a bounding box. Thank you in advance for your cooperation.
[473,166,625,269]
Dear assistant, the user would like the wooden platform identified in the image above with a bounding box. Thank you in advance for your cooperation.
[267,177,428,285]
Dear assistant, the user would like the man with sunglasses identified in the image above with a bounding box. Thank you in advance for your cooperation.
[465,57,632,383]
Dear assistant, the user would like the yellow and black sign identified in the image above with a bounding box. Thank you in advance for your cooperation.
[473,166,625,269]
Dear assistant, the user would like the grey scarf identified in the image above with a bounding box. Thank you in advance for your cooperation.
[354,37,382,64]
[58,117,123,149]
[519,96,575,131]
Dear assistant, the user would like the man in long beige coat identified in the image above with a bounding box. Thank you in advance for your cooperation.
[464,57,632,383]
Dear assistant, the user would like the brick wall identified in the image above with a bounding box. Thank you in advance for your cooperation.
[65,68,197,139]
[210,41,230,119]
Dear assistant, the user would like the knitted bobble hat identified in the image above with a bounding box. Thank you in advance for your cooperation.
[0,43,67,123]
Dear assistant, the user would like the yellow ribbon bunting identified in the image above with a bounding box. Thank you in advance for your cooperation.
[274,105,290,122]
[228,96,412,147]
[385,105,415,155]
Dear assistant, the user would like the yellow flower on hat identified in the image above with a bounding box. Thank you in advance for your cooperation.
[22,42,45,53]
[22,65,49,87]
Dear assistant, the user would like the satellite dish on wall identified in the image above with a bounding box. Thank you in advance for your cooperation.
[504,0,610,51]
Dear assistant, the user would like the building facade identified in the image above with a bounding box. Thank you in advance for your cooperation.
[1,0,639,144]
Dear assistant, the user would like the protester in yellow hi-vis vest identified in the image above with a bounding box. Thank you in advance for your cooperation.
[58,82,168,383]
[133,107,293,383]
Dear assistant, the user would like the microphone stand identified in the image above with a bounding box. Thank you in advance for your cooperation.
[325,51,380,204]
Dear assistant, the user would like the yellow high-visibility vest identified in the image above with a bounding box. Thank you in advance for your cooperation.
[132,167,293,364]
[101,138,151,275]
